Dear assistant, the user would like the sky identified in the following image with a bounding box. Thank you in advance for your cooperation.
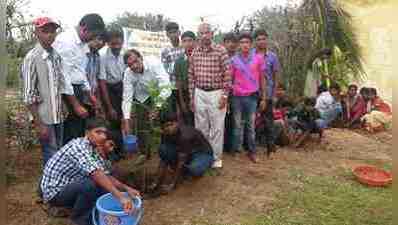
[27,0,292,32]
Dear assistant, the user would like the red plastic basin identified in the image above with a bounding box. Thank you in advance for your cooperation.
[352,165,392,187]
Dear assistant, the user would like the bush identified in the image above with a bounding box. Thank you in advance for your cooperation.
[6,91,38,151]
[7,57,22,88]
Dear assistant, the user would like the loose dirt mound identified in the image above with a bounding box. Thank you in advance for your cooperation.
[6,128,392,225]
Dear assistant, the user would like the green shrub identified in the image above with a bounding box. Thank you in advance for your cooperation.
[7,57,22,89]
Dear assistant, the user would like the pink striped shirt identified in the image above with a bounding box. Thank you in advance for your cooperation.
[230,52,265,96]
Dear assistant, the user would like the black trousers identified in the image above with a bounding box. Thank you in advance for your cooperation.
[255,99,275,148]
[106,82,124,158]
[176,88,194,126]
[106,82,123,118]
[63,84,91,145]
[263,99,275,146]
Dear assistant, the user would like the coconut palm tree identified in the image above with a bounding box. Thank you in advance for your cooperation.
[301,0,366,87]
[251,0,366,95]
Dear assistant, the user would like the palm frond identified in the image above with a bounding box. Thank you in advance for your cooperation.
[301,0,366,81]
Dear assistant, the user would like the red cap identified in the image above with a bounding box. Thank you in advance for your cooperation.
[33,17,60,29]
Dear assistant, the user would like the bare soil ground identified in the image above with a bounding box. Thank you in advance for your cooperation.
[6,128,392,225]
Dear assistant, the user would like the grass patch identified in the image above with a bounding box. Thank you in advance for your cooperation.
[204,169,222,177]
[243,169,392,225]
[6,172,18,186]
[361,159,393,172]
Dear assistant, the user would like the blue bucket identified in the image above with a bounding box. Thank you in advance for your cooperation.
[123,135,138,153]
[92,192,143,225]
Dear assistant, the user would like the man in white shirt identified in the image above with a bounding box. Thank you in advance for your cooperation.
[97,25,126,158]
[52,13,106,144]
[98,25,126,123]
[121,49,171,159]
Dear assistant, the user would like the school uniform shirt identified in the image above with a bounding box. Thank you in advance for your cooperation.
[315,91,342,115]
[52,28,91,91]
[40,137,112,202]
[21,44,74,124]
[122,57,171,119]
[161,46,184,87]
[98,47,126,84]
[174,54,189,90]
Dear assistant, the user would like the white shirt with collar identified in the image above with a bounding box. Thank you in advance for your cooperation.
[315,91,341,114]
[98,47,126,84]
[52,28,91,91]
[22,44,74,124]
[121,56,171,119]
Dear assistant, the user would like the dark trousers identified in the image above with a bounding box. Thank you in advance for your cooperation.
[176,88,194,126]
[63,84,91,144]
[223,98,233,152]
[106,82,124,157]
[289,119,321,133]
[255,99,275,148]
[166,89,178,113]
[49,178,107,225]
[39,123,64,168]
[160,90,178,145]
[158,143,214,177]
[106,82,123,118]
[263,99,275,146]
[63,117,87,145]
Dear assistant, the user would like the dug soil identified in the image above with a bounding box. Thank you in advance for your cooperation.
[6,128,392,225]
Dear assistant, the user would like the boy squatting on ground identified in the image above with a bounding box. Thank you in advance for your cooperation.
[287,97,323,148]
[40,119,140,225]
[152,112,214,195]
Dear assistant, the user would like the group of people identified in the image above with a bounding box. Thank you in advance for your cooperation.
[21,12,392,225]
[342,85,392,132]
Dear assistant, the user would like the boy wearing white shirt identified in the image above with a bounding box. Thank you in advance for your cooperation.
[22,17,74,168]
[315,83,343,128]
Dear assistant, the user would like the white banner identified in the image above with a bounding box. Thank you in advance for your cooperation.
[122,27,171,60]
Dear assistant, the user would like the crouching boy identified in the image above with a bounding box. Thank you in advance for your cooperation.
[153,113,214,194]
[287,97,324,148]
[40,119,140,225]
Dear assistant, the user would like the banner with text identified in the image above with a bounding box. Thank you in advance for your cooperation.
[122,28,171,60]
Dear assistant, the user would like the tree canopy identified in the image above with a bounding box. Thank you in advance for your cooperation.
[247,0,366,95]
[112,12,171,32]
